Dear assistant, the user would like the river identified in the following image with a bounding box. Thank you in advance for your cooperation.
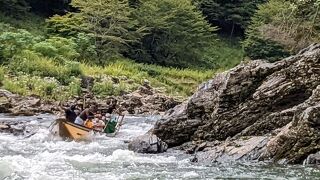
[0,114,319,179]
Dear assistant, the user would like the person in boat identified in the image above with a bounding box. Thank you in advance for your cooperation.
[65,105,77,122]
[84,114,94,129]
[74,105,97,126]
[93,113,106,131]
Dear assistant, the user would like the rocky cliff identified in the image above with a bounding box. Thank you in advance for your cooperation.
[153,44,320,164]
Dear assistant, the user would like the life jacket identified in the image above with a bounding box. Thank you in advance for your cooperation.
[84,119,94,129]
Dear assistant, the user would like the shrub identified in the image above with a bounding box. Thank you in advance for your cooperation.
[65,61,82,77]
[92,81,114,97]
[2,78,28,95]
[0,29,41,62]
[0,22,16,34]
[9,50,83,85]
[2,75,75,100]
[68,78,82,96]
[32,36,79,61]
[10,50,60,77]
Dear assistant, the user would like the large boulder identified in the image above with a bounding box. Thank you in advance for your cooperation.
[304,152,320,165]
[128,134,168,153]
[153,44,320,164]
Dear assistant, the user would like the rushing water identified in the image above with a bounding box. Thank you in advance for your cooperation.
[0,114,320,180]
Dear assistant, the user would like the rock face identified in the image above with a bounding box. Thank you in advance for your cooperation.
[153,44,320,164]
[128,134,168,153]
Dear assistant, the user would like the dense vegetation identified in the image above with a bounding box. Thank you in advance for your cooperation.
[194,0,266,36]
[244,0,320,61]
[1,0,318,101]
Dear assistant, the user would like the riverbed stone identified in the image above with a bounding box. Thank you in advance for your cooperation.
[153,43,320,164]
[128,134,168,154]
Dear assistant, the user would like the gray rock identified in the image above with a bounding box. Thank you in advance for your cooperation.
[304,152,320,165]
[153,44,320,164]
[128,134,168,154]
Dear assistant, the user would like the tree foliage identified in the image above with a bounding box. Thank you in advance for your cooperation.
[129,0,216,68]
[70,0,144,63]
[243,0,320,61]
[194,0,266,36]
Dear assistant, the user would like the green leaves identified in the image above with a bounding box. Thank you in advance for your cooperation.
[0,29,40,61]
[33,36,80,61]
[195,0,266,36]
[71,0,143,62]
[243,0,320,61]
[129,0,216,68]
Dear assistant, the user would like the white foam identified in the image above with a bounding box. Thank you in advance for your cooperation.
[182,171,200,178]
[105,149,177,164]
[0,160,14,179]
[0,115,198,179]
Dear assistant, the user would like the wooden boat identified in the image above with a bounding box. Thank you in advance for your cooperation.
[53,116,124,140]
[56,118,92,140]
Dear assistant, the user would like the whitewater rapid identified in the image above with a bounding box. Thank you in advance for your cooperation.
[0,114,319,179]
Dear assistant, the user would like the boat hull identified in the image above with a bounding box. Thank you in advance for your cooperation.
[57,119,92,140]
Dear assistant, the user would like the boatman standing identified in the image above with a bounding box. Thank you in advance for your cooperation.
[74,105,97,126]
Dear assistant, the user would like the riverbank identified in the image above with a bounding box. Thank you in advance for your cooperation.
[0,79,181,117]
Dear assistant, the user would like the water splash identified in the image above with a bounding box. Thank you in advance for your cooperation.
[0,115,319,179]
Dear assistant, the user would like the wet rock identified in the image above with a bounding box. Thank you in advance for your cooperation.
[153,44,320,164]
[304,152,320,165]
[0,121,26,136]
[128,134,168,153]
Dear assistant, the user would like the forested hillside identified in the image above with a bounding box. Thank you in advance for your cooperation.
[0,0,319,100]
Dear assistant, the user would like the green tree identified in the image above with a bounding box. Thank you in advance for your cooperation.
[129,0,216,68]
[46,13,85,37]
[194,0,266,37]
[71,0,144,63]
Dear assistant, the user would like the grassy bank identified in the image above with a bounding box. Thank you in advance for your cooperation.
[0,12,243,101]
[1,57,214,100]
